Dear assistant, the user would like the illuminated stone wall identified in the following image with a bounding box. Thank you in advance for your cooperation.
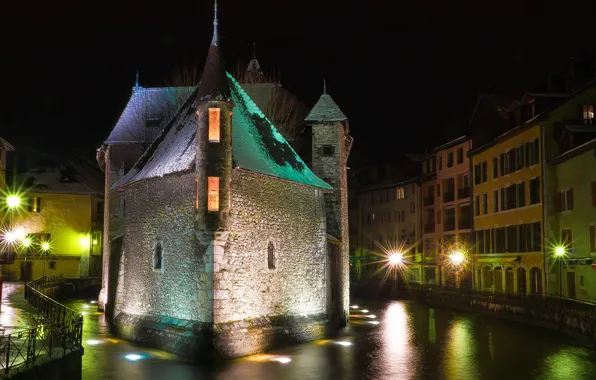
[113,173,213,323]
[213,170,327,324]
[311,121,351,325]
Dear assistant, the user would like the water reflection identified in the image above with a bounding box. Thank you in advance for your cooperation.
[60,298,596,380]
[444,318,479,380]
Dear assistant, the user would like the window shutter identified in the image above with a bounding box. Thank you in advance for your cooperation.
[590,226,595,252]
[592,181,596,207]
[554,191,562,212]
[37,197,42,212]
[568,188,574,210]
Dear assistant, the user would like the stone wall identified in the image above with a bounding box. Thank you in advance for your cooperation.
[214,170,327,331]
[113,173,213,324]
[311,121,351,325]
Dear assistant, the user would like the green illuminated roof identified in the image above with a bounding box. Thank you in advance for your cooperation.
[113,74,332,191]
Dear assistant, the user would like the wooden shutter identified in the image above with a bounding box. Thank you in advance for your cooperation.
[568,188,574,210]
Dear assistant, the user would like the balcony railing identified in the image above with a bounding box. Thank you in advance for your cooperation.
[458,187,470,199]
[423,224,435,234]
[423,196,435,206]
[443,191,455,203]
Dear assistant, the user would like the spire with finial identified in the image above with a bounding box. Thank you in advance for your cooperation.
[196,0,230,102]
[135,70,139,87]
[252,41,256,60]
[323,79,327,94]
[212,0,219,46]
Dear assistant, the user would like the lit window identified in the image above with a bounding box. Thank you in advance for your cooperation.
[396,188,405,200]
[208,177,219,212]
[27,197,42,212]
[195,178,199,210]
[208,108,221,142]
[49,261,56,270]
[267,241,276,269]
[582,104,594,123]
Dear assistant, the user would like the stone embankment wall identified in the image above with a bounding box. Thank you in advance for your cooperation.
[403,289,596,346]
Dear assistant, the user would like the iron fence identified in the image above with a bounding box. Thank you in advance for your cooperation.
[0,276,86,376]
[406,285,596,319]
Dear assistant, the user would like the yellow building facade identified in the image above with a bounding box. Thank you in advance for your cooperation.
[2,191,103,280]
[471,124,545,295]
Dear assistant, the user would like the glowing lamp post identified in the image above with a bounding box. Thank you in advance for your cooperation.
[41,241,51,277]
[448,250,466,289]
[554,246,566,297]
[388,253,403,266]
[6,195,21,210]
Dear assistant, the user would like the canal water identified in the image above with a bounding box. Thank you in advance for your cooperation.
[69,299,596,380]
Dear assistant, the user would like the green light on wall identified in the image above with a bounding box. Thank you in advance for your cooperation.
[41,241,51,251]
[22,237,32,247]
[79,234,91,249]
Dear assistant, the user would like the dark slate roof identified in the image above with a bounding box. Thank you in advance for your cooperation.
[104,87,195,145]
[16,152,104,195]
[549,138,596,165]
[0,138,15,151]
[431,135,470,153]
[113,73,332,191]
[196,44,231,102]
[305,93,347,122]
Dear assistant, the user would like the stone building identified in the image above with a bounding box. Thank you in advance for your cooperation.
[353,179,421,282]
[97,4,351,359]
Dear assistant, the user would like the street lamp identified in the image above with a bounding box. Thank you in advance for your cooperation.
[554,245,566,297]
[5,195,21,210]
[388,253,403,266]
[41,241,51,277]
[449,251,465,266]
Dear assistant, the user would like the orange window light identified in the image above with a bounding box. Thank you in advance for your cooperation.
[208,108,220,142]
[208,177,220,212]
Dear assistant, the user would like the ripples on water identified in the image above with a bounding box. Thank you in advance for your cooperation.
[72,299,596,380]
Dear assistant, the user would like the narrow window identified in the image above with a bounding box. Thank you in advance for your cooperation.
[447,152,453,168]
[589,225,595,253]
[267,241,276,269]
[582,104,595,123]
[482,193,488,215]
[207,177,219,212]
[457,148,464,164]
[493,190,499,213]
[322,145,335,156]
[153,241,163,271]
[208,108,221,142]
[49,261,56,270]
[27,197,42,212]
[195,178,199,210]
[492,157,498,179]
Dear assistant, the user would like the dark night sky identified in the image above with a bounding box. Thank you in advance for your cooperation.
[1,0,595,166]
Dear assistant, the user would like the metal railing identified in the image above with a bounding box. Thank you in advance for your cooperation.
[0,276,86,376]
[405,285,596,319]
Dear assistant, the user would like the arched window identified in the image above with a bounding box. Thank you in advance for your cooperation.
[153,241,163,272]
[267,241,276,270]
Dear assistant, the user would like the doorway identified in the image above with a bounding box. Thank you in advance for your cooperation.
[566,271,576,298]
[20,261,33,282]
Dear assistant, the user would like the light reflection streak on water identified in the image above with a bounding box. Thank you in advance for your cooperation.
[541,347,591,380]
[380,302,413,379]
[444,318,478,380]
[428,308,436,344]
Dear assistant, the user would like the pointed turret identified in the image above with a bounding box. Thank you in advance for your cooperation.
[305,88,347,123]
[196,0,231,103]
[245,42,266,84]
